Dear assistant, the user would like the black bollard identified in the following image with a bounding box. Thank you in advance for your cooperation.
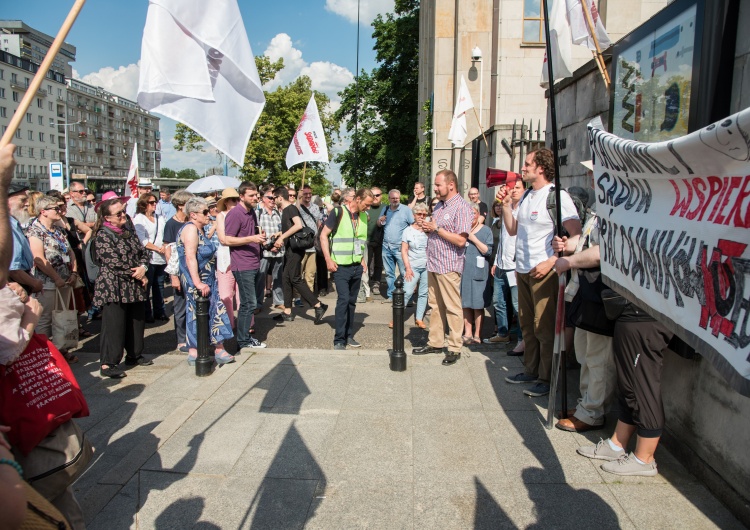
[390,277,407,372]
[195,293,213,377]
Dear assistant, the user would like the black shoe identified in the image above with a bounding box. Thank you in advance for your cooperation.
[145,316,156,324]
[100,365,126,378]
[155,314,169,322]
[319,289,328,297]
[273,313,295,322]
[507,350,524,357]
[334,343,346,350]
[347,338,361,348]
[442,352,461,365]
[412,345,443,355]
[125,356,154,366]
[314,303,328,324]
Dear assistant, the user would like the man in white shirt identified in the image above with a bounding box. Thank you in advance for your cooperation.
[126,177,154,218]
[497,149,582,398]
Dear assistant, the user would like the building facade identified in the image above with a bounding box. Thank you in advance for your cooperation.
[417,0,669,200]
[0,20,160,192]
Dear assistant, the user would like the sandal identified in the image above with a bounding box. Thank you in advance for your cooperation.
[462,335,472,345]
[214,350,235,365]
[63,352,79,364]
[471,336,482,344]
[78,327,94,338]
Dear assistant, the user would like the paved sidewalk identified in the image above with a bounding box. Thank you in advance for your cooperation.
[68,290,743,528]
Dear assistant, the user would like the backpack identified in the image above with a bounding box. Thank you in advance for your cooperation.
[315,206,345,254]
[290,226,316,251]
[83,238,100,282]
[521,186,587,237]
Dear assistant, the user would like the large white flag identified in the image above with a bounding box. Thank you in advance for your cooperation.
[567,0,611,51]
[540,0,573,87]
[447,75,475,147]
[125,142,140,198]
[286,95,329,169]
[137,0,265,165]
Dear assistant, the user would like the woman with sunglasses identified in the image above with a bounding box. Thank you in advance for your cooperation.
[394,202,430,329]
[215,188,241,330]
[27,196,80,362]
[133,192,168,323]
[92,197,152,378]
[177,197,234,365]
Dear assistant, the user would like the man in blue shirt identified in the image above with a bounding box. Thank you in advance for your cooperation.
[377,189,414,301]
[7,183,43,294]
[156,187,177,220]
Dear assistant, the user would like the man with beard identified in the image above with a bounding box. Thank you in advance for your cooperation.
[8,183,43,295]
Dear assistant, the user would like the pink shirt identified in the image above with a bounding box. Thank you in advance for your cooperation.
[426,194,473,274]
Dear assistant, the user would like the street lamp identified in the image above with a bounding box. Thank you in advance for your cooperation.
[59,119,85,190]
[471,46,483,131]
[143,149,160,180]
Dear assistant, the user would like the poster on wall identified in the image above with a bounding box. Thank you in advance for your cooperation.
[588,108,750,397]
[611,3,698,142]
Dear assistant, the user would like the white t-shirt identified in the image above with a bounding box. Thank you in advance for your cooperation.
[133,213,166,265]
[515,184,579,274]
[494,205,518,270]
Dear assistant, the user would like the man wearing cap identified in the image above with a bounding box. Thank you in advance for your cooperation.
[126,177,154,218]
[7,182,43,295]
[157,186,176,220]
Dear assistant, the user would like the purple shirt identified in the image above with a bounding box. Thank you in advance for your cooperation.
[426,193,473,274]
[224,204,261,271]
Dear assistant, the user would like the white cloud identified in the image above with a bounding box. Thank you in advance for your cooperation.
[74,62,141,102]
[325,0,395,25]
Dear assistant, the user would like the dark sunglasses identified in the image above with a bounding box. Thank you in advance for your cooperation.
[264,195,274,200]
[373,193,382,197]
[201,209,210,215]
[44,206,61,212]
[108,211,126,218]
[147,200,157,205]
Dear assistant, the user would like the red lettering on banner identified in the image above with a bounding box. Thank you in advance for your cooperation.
[697,239,747,339]
[304,132,318,153]
[669,176,750,228]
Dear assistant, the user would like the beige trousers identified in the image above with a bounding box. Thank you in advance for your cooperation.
[426,271,463,353]
[574,328,617,425]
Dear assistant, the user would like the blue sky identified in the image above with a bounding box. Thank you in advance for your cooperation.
[4,0,395,183]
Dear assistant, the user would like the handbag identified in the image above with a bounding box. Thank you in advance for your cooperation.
[20,481,71,530]
[164,242,180,275]
[290,226,316,251]
[0,334,90,455]
[51,288,78,351]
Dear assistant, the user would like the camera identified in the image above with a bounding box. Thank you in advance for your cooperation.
[263,235,278,251]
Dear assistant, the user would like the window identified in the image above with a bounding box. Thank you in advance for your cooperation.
[40,149,45,159]
[37,98,43,108]
[38,115,43,125]
[28,130,33,140]
[28,148,34,158]
[0,88,4,98]
[0,107,5,118]
[522,0,545,44]
[50,134,55,144]
[48,102,53,111]
[52,151,56,159]
[26,113,32,123]
[39,132,45,142]
[0,69,3,79]
[12,92,19,102]
[15,129,20,139]
[11,73,17,83]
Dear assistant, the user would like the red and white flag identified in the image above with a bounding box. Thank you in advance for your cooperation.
[286,94,329,169]
[447,75,474,147]
[567,0,611,51]
[540,0,573,88]
[125,142,140,198]
[137,0,266,165]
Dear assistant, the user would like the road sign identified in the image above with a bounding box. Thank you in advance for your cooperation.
[49,162,64,191]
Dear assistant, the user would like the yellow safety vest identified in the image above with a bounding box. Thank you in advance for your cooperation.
[330,207,368,265]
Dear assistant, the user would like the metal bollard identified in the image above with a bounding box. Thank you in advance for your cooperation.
[390,277,407,372]
[195,294,213,377]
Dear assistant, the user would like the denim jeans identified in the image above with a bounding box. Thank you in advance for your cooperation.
[492,268,519,336]
[403,265,428,321]
[332,264,362,345]
[382,244,405,299]
[233,269,259,348]
[255,256,283,306]
[145,263,167,318]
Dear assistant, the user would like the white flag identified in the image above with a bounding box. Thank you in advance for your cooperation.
[567,0,611,51]
[137,0,266,165]
[125,142,140,198]
[540,0,574,88]
[286,95,329,169]
[447,75,474,147]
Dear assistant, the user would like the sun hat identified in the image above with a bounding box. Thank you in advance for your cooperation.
[217,187,240,212]
[95,191,130,211]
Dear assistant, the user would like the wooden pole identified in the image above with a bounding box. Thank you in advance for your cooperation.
[301,161,307,190]
[580,0,611,87]
[472,108,489,150]
[0,0,87,148]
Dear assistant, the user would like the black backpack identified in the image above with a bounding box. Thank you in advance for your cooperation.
[521,186,587,236]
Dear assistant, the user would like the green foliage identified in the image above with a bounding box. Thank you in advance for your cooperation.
[172,55,337,195]
[334,0,420,191]
[159,167,177,179]
[418,98,432,179]
[176,168,199,180]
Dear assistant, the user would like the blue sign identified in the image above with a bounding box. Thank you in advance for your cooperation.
[49,162,64,191]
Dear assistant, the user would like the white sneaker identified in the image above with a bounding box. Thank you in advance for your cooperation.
[601,452,658,477]
[240,337,267,352]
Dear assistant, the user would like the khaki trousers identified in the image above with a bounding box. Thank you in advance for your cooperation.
[574,328,616,426]
[427,271,463,353]
[516,270,558,382]
[301,252,317,293]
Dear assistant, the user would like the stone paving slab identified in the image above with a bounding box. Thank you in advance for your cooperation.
[70,339,742,528]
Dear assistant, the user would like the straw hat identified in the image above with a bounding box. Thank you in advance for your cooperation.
[217,187,240,211]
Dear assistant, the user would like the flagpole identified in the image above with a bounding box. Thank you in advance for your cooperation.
[472,108,489,150]
[0,0,87,148]
[580,0,611,87]
[541,0,568,430]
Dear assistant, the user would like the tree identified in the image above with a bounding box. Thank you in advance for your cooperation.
[176,168,199,180]
[334,0,420,190]
[159,167,176,179]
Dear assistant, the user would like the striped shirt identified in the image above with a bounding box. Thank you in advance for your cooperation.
[258,206,284,258]
[426,193,473,274]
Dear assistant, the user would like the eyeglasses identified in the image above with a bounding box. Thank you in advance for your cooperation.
[264,195,274,200]
[201,209,210,215]
[288,194,297,198]
[147,200,157,205]
[373,193,382,197]
[209,205,217,209]
[71,189,86,194]
[44,206,61,212]
[108,211,126,218]
[414,212,427,216]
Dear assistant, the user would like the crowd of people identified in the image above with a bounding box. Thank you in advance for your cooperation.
[0,143,675,529]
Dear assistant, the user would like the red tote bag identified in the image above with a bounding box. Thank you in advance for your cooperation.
[0,334,90,455]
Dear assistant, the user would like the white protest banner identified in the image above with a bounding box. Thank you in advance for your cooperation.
[588,108,750,396]
[286,94,329,169]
